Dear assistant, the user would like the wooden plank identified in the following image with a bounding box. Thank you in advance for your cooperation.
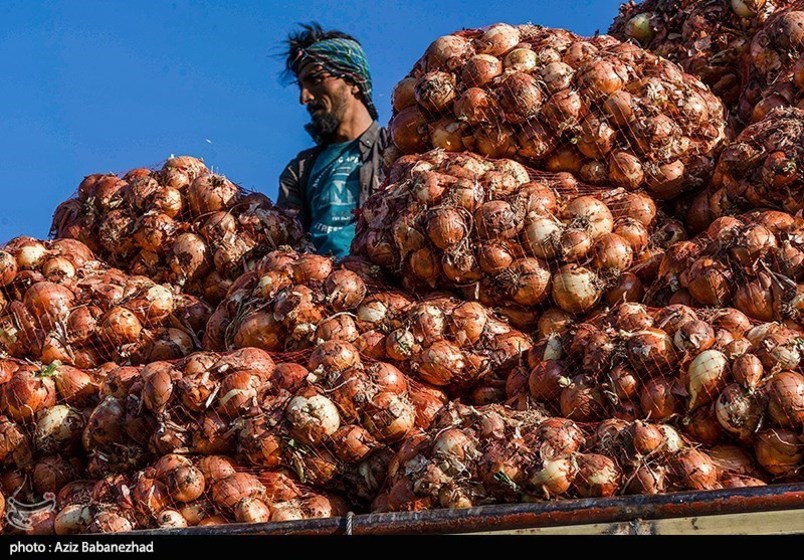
[462,508,804,535]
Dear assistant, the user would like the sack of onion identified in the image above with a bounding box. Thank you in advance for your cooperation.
[353,150,687,321]
[710,107,804,217]
[646,210,804,327]
[0,237,203,366]
[609,0,792,117]
[737,2,804,126]
[44,456,349,534]
[374,400,767,512]
[387,23,725,198]
[511,301,804,476]
[50,155,308,307]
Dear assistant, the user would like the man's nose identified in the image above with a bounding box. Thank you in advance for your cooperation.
[299,87,314,105]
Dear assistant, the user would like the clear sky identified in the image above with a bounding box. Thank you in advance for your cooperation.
[0,0,622,242]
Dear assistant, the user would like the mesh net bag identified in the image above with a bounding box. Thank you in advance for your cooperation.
[373,399,781,512]
[737,2,804,125]
[386,24,725,199]
[710,107,804,217]
[0,237,205,367]
[646,209,804,328]
[353,150,688,323]
[609,0,792,115]
[50,155,309,307]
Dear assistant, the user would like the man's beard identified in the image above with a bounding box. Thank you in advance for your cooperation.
[305,112,341,145]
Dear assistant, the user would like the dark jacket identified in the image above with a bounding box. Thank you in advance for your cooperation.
[277,121,388,231]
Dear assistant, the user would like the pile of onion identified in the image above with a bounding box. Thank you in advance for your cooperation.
[0,237,202,366]
[513,301,804,434]
[710,107,804,217]
[50,156,307,307]
[647,210,804,328]
[609,0,791,114]
[354,151,683,324]
[50,455,349,534]
[737,3,804,126]
[347,294,532,399]
[202,249,391,353]
[387,23,725,196]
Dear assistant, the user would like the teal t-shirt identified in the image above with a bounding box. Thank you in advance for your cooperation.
[307,139,362,258]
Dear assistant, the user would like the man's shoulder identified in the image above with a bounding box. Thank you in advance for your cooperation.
[284,145,323,171]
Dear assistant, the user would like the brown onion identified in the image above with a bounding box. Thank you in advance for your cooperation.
[766,371,804,430]
[573,453,620,497]
[754,428,803,477]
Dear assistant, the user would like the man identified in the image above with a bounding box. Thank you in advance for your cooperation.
[278,23,388,259]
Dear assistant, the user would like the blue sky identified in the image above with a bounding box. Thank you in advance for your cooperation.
[0,0,621,242]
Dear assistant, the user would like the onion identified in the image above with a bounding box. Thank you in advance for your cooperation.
[754,428,803,477]
[558,229,592,262]
[716,383,765,441]
[537,308,574,338]
[606,272,644,305]
[167,465,206,503]
[211,473,266,513]
[501,258,551,307]
[427,207,467,250]
[425,35,473,72]
[624,12,654,44]
[52,364,97,406]
[564,196,614,239]
[497,72,543,123]
[669,449,718,490]
[54,505,91,535]
[627,464,666,495]
[390,106,427,153]
[170,233,209,280]
[560,375,607,422]
[461,54,503,87]
[687,350,729,411]
[573,453,620,497]
[187,174,240,217]
[232,312,284,352]
[687,258,733,307]
[431,118,463,150]
[362,391,416,443]
[609,364,640,401]
[34,404,84,453]
[315,314,359,344]
[766,371,804,429]
[591,233,633,271]
[673,320,715,354]
[627,328,677,376]
[0,251,18,287]
[640,378,679,421]
[608,152,644,190]
[551,264,600,314]
[23,282,75,331]
[413,339,468,386]
[477,23,520,56]
[158,510,188,529]
[324,270,367,311]
[1,369,57,423]
[308,340,360,374]
[286,393,341,446]
[12,238,47,270]
[681,404,724,445]
[392,77,417,111]
[529,360,570,401]
[99,306,142,346]
[709,309,752,338]
[528,456,578,497]
[504,47,538,72]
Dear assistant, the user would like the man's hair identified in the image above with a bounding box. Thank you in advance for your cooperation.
[283,22,361,82]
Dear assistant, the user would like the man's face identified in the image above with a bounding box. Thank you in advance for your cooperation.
[297,63,355,142]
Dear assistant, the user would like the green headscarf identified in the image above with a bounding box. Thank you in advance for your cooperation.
[292,37,378,120]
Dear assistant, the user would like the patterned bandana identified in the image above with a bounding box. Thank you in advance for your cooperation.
[293,37,378,120]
